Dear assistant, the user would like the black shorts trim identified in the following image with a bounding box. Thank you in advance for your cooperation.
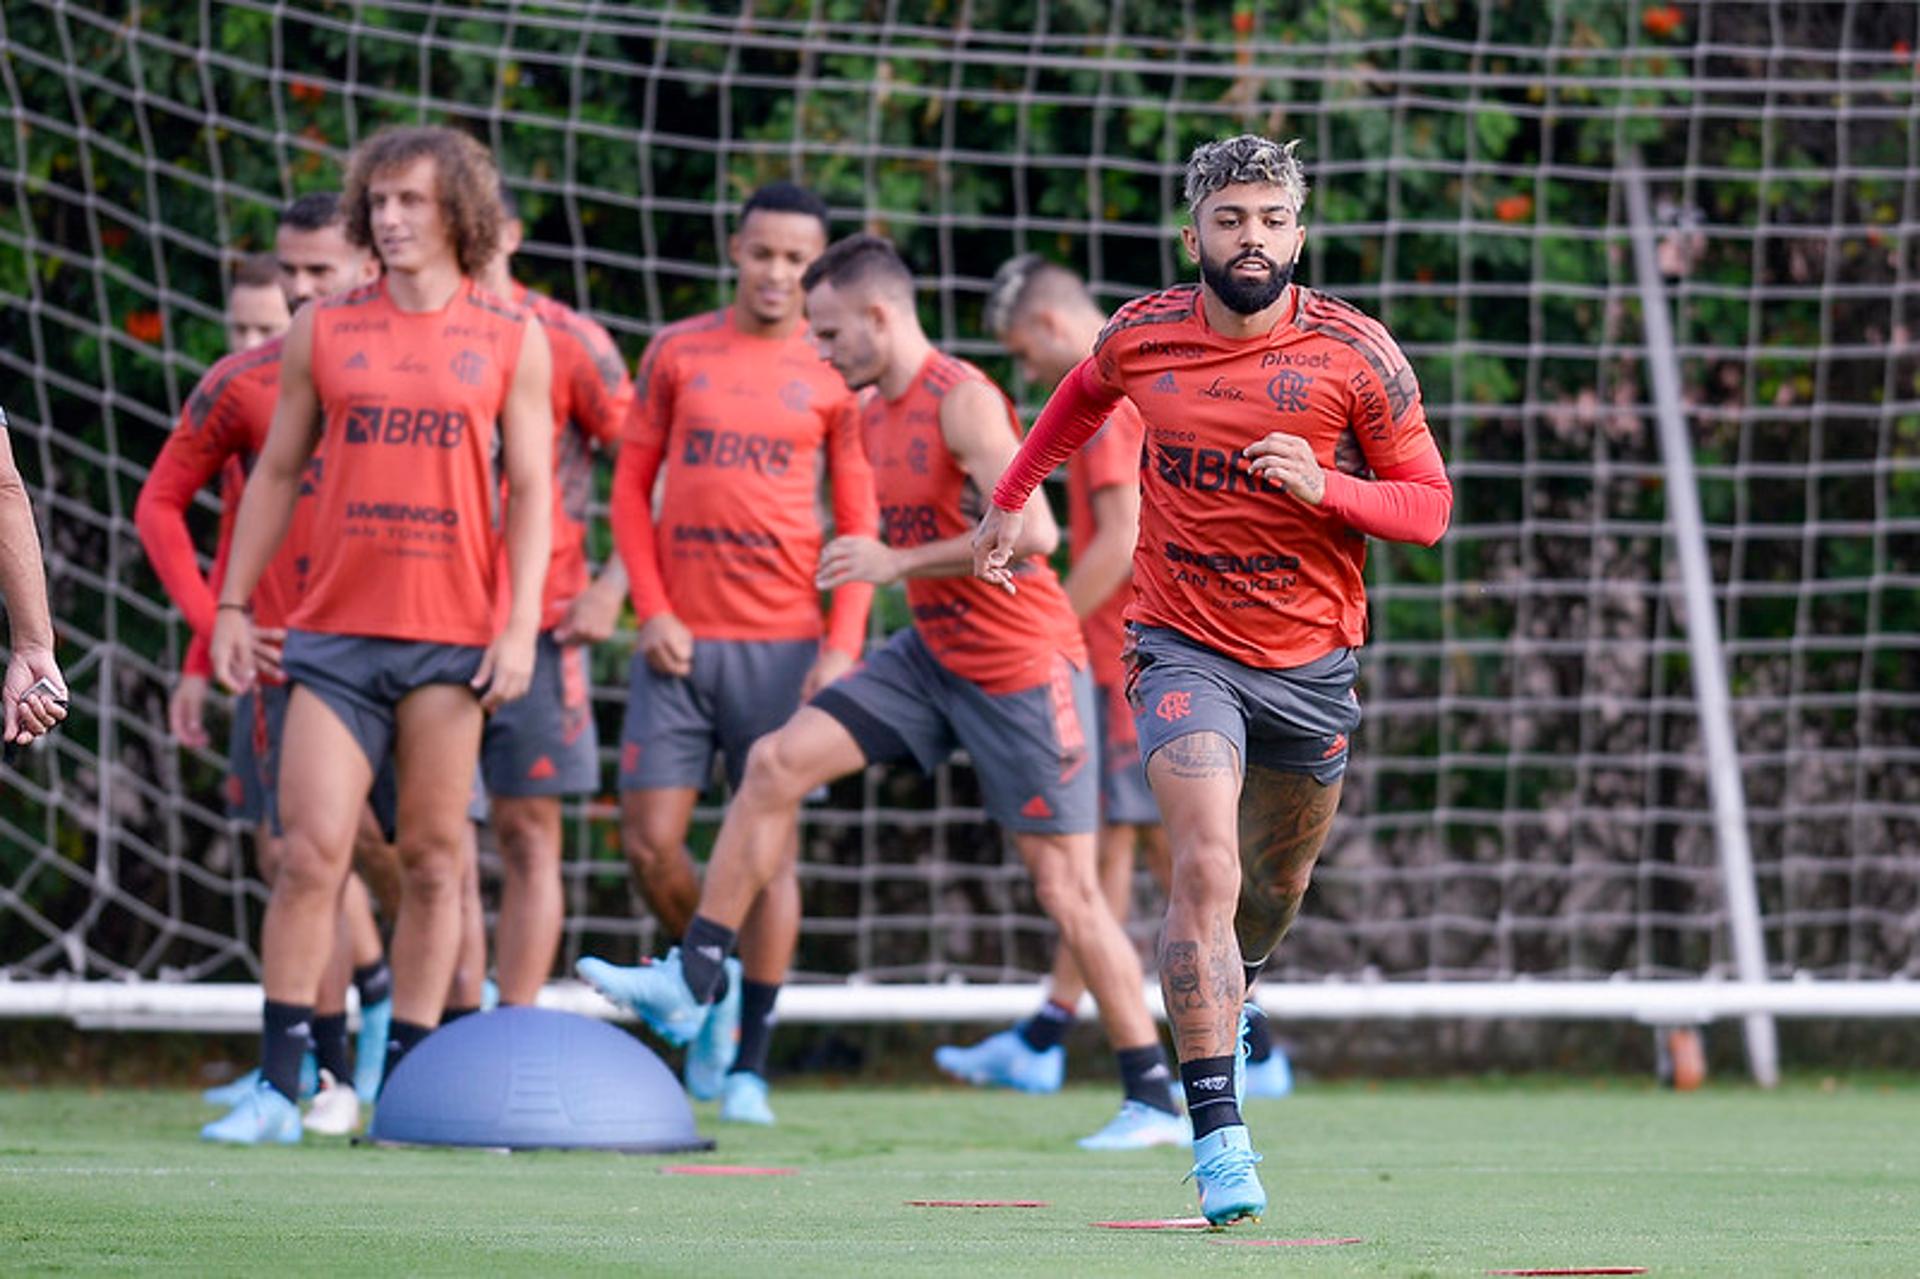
[811,687,912,767]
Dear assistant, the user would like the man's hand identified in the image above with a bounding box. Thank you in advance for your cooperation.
[799,646,857,700]
[1242,432,1326,505]
[251,626,287,685]
[554,578,625,647]
[210,608,257,694]
[473,625,539,711]
[970,505,1023,594]
[815,536,901,591]
[3,646,67,746]
[169,674,211,749]
[636,612,694,678]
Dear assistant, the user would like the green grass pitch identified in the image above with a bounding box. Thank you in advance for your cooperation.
[3,1079,1917,1275]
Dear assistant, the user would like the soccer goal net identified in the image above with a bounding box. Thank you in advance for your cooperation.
[3,3,1917,1071]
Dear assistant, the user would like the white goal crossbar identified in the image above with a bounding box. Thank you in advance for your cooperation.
[5,979,1918,1035]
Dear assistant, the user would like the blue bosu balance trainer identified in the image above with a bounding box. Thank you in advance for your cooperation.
[366,1006,711,1152]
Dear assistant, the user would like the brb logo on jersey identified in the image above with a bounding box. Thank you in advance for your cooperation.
[681,429,794,475]
[344,405,467,448]
[1266,369,1313,413]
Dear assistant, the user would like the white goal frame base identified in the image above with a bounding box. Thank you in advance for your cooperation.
[3,978,1917,1034]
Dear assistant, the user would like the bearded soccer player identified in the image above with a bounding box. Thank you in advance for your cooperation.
[472,190,633,1007]
[976,135,1451,1222]
[579,183,874,1125]
[203,126,552,1144]
[580,234,1183,1150]
[136,208,397,1134]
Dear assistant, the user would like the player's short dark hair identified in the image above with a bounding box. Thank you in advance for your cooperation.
[983,253,1095,337]
[342,125,504,277]
[740,181,830,235]
[228,252,282,292]
[279,191,344,232]
[800,232,913,301]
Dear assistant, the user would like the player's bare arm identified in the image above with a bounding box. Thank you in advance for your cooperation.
[211,308,323,693]
[0,421,65,744]
[554,548,627,646]
[825,379,1055,593]
[1062,481,1139,620]
[474,317,555,710]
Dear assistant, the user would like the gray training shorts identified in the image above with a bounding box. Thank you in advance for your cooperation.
[1123,624,1362,785]
[618,637,819,793]
[810,628,1097,836]
[1095,680,1160,827]
[482,631,600,798]
[281,630,487,776]
[226,682,289,826]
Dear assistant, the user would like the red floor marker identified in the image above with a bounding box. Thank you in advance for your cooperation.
[1487,1269,1647,1276]
[907,1199,1050,1209]
[661,1164,797,1177]
[1214,1237,1365,1247]
[1092,1217,1212,1230]
[1482,1259,1651,1267]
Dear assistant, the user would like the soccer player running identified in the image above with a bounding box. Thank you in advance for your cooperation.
[942,255,1293,1100]
[136,209,398,1133]
[581,234,1184,1150]
[472,191,633,1008]
[203,126,552,1144]
[581,183,875,1124]
[975,136,1453,1224]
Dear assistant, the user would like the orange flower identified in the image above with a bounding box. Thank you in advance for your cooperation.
[288,78,326,104]
[1895,40,1912,59]
[100,225,129,251]
[124,310,163,343]
[1495,193,1534,223]
[1232,10,1255,36]
[1643,6,1683,38]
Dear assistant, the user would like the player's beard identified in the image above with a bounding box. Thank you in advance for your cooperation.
[1199,246,1296,315]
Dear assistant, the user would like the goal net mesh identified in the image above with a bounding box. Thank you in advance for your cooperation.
[2,0,1915,998]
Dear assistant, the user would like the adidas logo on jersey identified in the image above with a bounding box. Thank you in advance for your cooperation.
[1151,372,1178,394]
[344,351,370,370]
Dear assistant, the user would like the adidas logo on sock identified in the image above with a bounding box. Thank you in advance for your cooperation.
[1142,1064,1170,1083]
[286,1022,311,1040]
[695,945,723,963]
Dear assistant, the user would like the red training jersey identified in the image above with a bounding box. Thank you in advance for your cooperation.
[616,307,876,654]
[518,287,634,630]
[296,278,530,646]
[1065,398,1146,690]
[864,351,1085,694]
[1090,284,1437,669]
[134,338,320,681]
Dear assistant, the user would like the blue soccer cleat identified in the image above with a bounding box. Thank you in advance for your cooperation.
[202,1068,261,1107]
[1233,1005,1253,1110]
[683,959,743,1102]
[354,995,393,1102]
[718,1071,776,1126]
[576,950,708,1048]
[1076,1099,1189,1151]
[200,1079,303,1146]
[1188,1124,1266,1227]
[932,1028,1064,1094]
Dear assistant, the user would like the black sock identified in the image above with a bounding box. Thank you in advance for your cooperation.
[353,960,393,1008]
[381,1019,433,1094]
[1244,1005,1274,1064]
[730,980,781,1079]
[1016,999,1075,1053]
[440,1005,479,1027]
[1117,1044,1178,1114]
[261,1000,313,1103]
[311,1012,352,1084]
[679,916,737,1004]
[1181,1055,1242,1140]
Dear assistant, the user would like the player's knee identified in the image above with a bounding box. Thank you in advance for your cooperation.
[739,730,811,805]
[1027,850,1102,932]
[1169,837,1240,912]
[620,818,683,878]
[273,835,346,904]
[396,838,467,904]
[492,805,556,875]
